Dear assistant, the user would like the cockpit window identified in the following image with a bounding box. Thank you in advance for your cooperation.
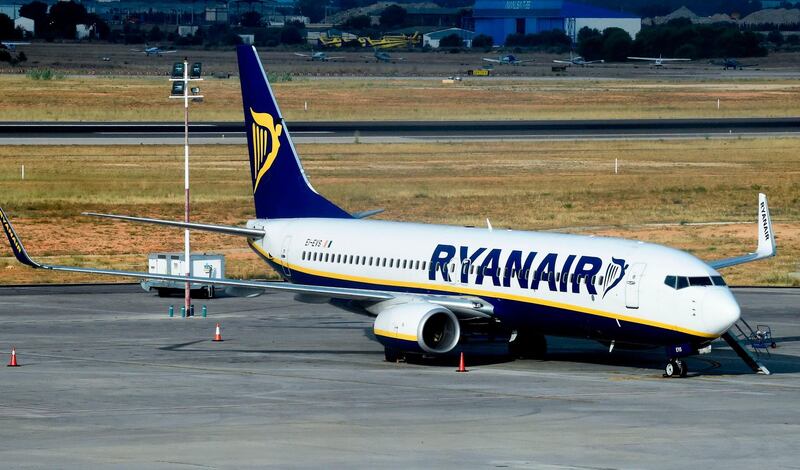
[689,276,713,286]
[664,275,725,289]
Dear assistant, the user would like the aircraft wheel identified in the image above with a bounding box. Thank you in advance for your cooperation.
[509,330,547,359]
[678,360,688,378]
[384,347,402,363]
[664,360,676,378]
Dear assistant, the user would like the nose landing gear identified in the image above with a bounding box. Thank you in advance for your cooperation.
[664,359,688,378]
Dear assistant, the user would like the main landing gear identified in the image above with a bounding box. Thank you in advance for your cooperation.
[663,359,688,378]
[509,330,547,359]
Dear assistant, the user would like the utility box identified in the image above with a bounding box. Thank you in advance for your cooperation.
[142,253,225,298]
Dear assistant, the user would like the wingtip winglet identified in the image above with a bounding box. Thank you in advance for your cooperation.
[0,207,41,268]
[756,193,776,258]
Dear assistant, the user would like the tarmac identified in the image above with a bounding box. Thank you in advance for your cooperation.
[0,284,798,468]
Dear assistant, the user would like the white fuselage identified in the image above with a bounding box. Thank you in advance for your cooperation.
[245,218,740,346]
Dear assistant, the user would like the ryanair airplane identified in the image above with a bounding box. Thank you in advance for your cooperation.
[0,46,777,377]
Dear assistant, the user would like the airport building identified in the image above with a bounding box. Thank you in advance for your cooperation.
[473,0,641,45]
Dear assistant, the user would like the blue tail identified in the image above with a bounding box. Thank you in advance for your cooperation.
[236,45,352,220]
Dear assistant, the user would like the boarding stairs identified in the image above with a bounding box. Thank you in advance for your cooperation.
[721,317,771,375]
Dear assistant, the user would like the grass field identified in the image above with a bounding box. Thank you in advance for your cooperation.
[3,75,800,122]
[0,138,798,286]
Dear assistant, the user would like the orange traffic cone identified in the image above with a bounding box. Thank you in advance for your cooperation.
[213,323,223,342]
[7,347,19,367]
[456,352,467,372]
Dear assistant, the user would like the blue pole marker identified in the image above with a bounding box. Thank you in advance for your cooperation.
[169,305,174,317]
[202,305,207,318]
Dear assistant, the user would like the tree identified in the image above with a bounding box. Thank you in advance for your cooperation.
[439,33,463,48]
[19,1,48,37]
[767,29,784,46]
[341,14,371,30]
[297,0,325,23]
[241,11,262,28]
[49,1,88,39]
[379,5,406,28]
[601,28,632,62]
[280,25,304,44]
[0,13,16,40]
[471,33,493,49]
[148,25,163,42]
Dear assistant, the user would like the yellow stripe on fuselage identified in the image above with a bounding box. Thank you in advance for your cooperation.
[246,240,716,339]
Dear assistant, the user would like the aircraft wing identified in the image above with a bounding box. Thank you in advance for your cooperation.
[552,60,572,64]
[327,56,345,60]
[82,212,265,237]
[707,193,776,270]
[584,60,604,64]
[162,50,178,54]
[0,208,492,317]
[293,53,310,58]
[2,42,30,46]
[628,57,690,62]
[483,58,500,63]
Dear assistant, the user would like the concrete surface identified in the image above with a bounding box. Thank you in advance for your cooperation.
[0,284,797,469]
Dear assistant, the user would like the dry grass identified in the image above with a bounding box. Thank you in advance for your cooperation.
[3,75,800,122]
[0,138,798,285]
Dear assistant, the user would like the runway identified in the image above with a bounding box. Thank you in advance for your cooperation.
[0,284,797,468]
[2,117,800,144]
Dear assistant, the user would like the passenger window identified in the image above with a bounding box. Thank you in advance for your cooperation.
[676,276,689,289]
[414,260,419,270]
[598,275,603,285]
[422,261,427,270]
[664,275,677,289]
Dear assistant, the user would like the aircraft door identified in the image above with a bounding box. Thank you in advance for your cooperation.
[625,263,647,309]
[280,236,292,278]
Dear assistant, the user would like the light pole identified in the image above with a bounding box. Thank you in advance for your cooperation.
[169,59,203,316]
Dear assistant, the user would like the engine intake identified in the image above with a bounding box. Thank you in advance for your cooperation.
[373,303,460,354]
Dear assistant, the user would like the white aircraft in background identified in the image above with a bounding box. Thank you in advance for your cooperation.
[0,41,30,51]
[554,52,604,66]
[628,55,691,67]
[0,45,777,378]
[294,51,344,62]
[131,46,177,56]
[482,54,533,65]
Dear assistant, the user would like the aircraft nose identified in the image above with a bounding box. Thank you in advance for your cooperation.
[702,288,741,335]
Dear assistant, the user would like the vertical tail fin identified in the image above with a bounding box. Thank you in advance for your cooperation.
[236,45,351,220]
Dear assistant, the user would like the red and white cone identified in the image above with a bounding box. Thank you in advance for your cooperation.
[7,347,19,367]
[456,352,467,373]
[213,323,223,342]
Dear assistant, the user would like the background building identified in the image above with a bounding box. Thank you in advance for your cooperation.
[473,0,640,45]
[423,27,476,48]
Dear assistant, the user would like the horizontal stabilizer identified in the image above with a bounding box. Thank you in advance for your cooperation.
[82,212,265,238]
[351,209,384,219]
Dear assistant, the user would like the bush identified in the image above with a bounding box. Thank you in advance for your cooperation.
[504,29,570,51]
[472,33,493,49]
[439,33,463,48]
[280,25,304,45]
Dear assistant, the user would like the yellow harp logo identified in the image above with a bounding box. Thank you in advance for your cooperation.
[1,211,22,254]
[249,107,283,192]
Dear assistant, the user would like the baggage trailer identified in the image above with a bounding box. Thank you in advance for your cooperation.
[142,253,225,298]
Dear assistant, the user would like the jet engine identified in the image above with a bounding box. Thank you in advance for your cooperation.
[373,302,460,355]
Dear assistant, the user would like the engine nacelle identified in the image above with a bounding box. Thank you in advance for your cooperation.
[373,303,461,354]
